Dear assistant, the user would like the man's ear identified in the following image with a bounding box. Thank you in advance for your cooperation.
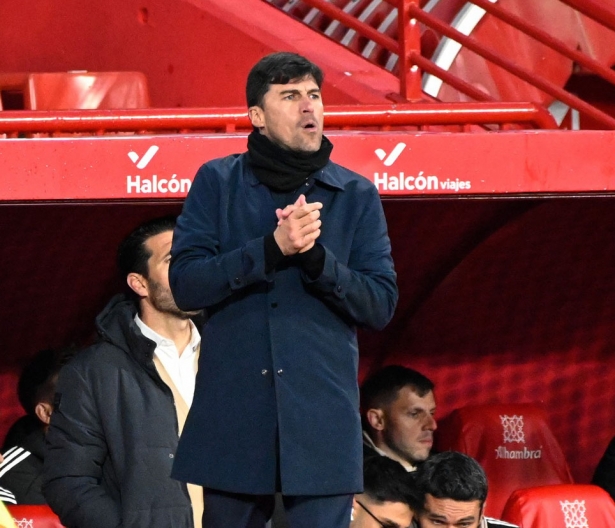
[248,106,265,128]
[127,273,148,298]
[35,402,53,425]
[366,408,386,431]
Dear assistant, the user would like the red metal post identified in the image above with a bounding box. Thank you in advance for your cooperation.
[410,5,615,129]
[558,0,615,33]
[300,0,398,53]
[398,0,423,101]
[0,103,557,134]
[472,0,615,87]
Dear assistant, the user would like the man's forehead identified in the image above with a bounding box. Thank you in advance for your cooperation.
[145,231,173,257]
[269,75,320,91]
[423,495,481,521]
[393,386,436,407]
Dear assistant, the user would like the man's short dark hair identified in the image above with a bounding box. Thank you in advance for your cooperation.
[246,51,324,108]
[116,215,176,279]
[361,365,435,412]
[414,451,488,509]
[18,347,75,416]
[363,456,419,508]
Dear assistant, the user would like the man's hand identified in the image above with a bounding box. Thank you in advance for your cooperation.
[274,195,323,255]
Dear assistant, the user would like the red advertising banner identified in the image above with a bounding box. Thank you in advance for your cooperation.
[1,130,615,201]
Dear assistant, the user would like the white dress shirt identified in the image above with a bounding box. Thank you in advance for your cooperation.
[135,315,200,407]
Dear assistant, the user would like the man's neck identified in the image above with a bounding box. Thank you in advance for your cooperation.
[139,307,192,356]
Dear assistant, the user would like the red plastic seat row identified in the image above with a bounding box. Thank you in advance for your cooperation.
[502,484,615,528]
[6,505,64,528]
[435,403,573,518]
[0,71,150,110]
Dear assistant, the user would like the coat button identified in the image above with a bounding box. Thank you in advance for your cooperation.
[169,453,174,459]
[277,369,283,376]
[336,286,342,292]
[271,302,278,308]
[234,277,241,285]
[261,369,268,375]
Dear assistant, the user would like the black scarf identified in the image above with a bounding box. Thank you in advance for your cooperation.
[247,130,333,192]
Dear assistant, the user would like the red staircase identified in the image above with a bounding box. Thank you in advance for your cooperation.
[264,0,615,129]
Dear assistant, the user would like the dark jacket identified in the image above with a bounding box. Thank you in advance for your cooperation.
[593,435,615,501]
[0,428,45,504]
[170,153,398,495]
[42,296,193,528]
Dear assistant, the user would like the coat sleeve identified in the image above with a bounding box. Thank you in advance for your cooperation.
[170,166,272,311]
[301,183,398,330]
[42,363,122,528]
[0,456,45,505]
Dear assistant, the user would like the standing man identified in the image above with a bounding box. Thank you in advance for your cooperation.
[170,52,398,528]
[361,366,437,471]
[43,216,204,528]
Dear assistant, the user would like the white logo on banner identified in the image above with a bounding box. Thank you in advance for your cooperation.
[127,145,159,169]
[374,142,406,166]
[501,415,525,443]
[372,143,472,193]
[125,146,192,194]
[14,519,34,528]
[560,500,589,528]
[495,415,542,459]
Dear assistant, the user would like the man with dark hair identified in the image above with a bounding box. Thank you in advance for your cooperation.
[169,51,398,527]
[361,366,436,471]
[413,452,517,528]
[350,456,416,528]
[0,348,73,505]
[43,216,204,528]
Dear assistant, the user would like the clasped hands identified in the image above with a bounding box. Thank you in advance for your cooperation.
[273,194,323,255]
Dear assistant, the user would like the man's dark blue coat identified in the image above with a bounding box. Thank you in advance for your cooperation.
[169,152,398,495]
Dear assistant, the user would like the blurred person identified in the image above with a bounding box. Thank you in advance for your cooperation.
[0,347,74,505]
[412,452,517,528]
[361,366,436,471]
[592,435,615,501]
[169,52,397,527]
[43,216,204,528]
[350,456,416,528]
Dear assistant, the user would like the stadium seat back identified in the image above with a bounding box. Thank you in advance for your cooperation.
[435,403,573,518]
[502,484,615,528]
[25,71,150,110]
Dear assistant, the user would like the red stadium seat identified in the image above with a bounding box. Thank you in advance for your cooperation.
[6,505,64,528]
[502,484,615,528]
[435,403,573,518]
[24,71,150,110]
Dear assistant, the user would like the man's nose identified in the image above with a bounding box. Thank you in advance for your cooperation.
[300,96,314,113]
[424,414,437,430]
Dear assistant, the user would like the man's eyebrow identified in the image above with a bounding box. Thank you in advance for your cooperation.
[278,88,321,96]
[427,513,449,521]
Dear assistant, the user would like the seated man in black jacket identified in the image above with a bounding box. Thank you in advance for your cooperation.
[0,347,73,505]
[361,366,437,472]
[43,216,204,528]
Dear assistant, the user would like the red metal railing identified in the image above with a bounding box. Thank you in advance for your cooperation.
[267,0,615,129]
[0,103,556,136]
